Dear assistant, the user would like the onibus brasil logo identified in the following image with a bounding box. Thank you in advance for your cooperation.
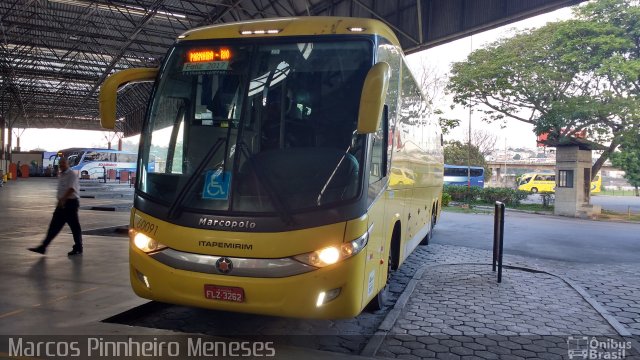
[567,336,632,359]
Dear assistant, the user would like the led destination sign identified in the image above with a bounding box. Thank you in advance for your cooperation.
[187,48,231,62]
[183,48,232,72]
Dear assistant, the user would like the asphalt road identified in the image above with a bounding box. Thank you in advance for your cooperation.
[524,193,640,213]
[591,194,640,213]
[434,210,640,264]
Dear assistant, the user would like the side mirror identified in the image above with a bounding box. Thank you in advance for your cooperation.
[357,62,390,134]
[99,67,158,129]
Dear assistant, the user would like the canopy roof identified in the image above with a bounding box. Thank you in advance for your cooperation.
[0,0,582,135]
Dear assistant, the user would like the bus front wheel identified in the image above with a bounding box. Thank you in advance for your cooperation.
[531,187,538,194]
[366,229,399,312]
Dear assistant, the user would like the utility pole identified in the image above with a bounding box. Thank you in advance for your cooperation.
[467,36,473,190]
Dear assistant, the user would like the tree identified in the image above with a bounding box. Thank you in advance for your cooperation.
[467,130,498,157]
[444,140,491,180]
[447,0,640,179]
[415,58,447,109]
[610,134,640,196]
[412,59,462,135]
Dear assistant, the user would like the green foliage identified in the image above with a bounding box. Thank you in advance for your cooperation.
[610,134,640,191]
[443,140,492,180]
[446,0,640,176]
[441,192,452,207]
[444,185,481,202]
[478,187,529,206]
[444,185,529,206]
[438,115,461,136]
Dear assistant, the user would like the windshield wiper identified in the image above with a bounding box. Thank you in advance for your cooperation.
[167,138,226,219]
[317,146,352,206]
[236,141,295,225]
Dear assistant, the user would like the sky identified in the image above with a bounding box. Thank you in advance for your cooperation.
[10,6,574,153]
[405,6,574,150]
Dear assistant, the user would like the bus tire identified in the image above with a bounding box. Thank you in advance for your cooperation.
[366,226,399,311]
[420,209,437,245]
[531,187,538,194]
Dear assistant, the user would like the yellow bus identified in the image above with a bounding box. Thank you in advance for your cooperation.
[99,17,443,319]
[517,172,602,194]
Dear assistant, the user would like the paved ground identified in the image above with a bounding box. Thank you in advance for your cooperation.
[372,243,640,359]
[435,211,640,264]
[1,178,639,359]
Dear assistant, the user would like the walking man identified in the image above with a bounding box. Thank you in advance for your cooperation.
[28,158,83,256]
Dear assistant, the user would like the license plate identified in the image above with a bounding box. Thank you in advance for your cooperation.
[204,285,245,303]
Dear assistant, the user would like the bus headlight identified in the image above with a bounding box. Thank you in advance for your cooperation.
[293,232,368,268]
[132,232,167,253]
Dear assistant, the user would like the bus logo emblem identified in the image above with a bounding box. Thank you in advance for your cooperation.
[216,257,233,274]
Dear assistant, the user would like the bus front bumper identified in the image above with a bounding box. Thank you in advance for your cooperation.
[129,246,367,319]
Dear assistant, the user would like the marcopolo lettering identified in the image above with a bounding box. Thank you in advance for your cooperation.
[198,217,257,229]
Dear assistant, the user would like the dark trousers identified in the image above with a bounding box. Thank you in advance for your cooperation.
[42,199,83,251]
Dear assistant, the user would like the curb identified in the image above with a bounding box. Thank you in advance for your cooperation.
[360,261,639,357]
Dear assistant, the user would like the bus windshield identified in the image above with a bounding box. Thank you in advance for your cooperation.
[139,40,371,215]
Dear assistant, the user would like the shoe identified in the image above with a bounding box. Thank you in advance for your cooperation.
[28,246,46,255]
[67,249,83,256]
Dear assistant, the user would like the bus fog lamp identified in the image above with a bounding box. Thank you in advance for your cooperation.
[135,270,151,289]
[316,288,341,307]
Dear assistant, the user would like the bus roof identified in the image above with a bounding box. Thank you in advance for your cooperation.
[178,17,401,47]
[444,164,485,170]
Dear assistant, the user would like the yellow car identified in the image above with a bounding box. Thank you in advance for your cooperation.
[389,167,415,186]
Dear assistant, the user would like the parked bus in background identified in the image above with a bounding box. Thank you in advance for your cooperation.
[517,172,602,193]
[53,148,137,180]
[99,17,444,319]
[443,164,485,188]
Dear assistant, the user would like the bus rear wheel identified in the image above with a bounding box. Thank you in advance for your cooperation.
[420,211,436,246]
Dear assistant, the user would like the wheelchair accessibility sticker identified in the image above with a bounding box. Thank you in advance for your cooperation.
[203,169,231,200]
